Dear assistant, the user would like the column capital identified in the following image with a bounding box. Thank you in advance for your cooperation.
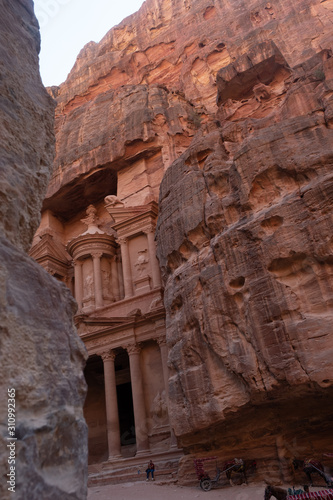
[145,224,156,234]
[156,336,167,347]
[100,350,116,362]
[73,259,83,267]
[116,237,128,246]
[126,343,141,356]
[91,251,103,259]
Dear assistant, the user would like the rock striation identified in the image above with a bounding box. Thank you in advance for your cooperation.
[37,0,333,487]
[0,1,87,498]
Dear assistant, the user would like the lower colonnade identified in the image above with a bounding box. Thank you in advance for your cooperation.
[84,335,180,465]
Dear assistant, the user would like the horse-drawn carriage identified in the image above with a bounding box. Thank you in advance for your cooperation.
[265,485,333,499]
[264,456,333,500]
[194,456,256,491]
[287,490,333,499]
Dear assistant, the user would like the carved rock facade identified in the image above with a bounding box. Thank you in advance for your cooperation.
[32,0,333,487]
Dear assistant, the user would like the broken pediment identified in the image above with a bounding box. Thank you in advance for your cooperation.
[29,232,72,276]
[104,199,158,236]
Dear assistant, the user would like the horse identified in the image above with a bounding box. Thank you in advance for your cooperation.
[222,458,257,485]
[264,484,310,499]
[292,458,333,486]
[264,485,288,500]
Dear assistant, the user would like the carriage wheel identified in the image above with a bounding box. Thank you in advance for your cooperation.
[200,478,212,491]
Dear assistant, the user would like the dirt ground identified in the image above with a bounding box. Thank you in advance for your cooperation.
[88,481,269,500]
[88,480,330,499]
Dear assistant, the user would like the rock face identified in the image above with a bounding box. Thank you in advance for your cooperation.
[0,0,54,253]
[0,1,88,498]
[38,0,333,487]
[46,84,198,217]
[156,14,333,486]
[47,0,333,212]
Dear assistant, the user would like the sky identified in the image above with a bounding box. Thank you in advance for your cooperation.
[34,0,144,87]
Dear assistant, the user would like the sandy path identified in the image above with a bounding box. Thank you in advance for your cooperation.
[88,481,267,500]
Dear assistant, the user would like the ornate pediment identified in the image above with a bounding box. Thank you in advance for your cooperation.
[30,232,71,276]
[104,199,158,237]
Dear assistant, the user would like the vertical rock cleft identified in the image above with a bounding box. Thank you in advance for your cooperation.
[0,1,88,498]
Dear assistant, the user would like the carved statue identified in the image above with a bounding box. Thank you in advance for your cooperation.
[81,204,98,225]
[80,205,104,234]
[104,195,124,207]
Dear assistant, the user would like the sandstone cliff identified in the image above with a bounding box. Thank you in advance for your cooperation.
[42,0,333,486]
[156,45,333,483]
[47,0,333,211]
[0,1,87,498]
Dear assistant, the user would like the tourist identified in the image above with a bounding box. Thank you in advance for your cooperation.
[146,460,155,481]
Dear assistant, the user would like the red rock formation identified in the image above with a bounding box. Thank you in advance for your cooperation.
[47,0,333,210]
[38,0,333,487]
[156,28,333,486]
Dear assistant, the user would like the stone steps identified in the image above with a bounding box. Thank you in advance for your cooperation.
[88,467,177,486]
[88,449,182,487]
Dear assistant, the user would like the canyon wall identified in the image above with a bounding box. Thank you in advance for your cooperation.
[47,0,333,211]
[0,1,87,498]
[44,0,333,486]
[156,45,333,483]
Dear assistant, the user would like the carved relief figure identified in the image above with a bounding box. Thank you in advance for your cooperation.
[134,249,149,277]
[101,268,114,301]
[84,274,94,298]
[151,390,168,428]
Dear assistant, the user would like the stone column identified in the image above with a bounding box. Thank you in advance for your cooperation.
[118,237,133,299]
[111,256,120,302]
[127,343,150,455]
[73,260,83,311]
[146,225,162,288]
[101,350,122,459]
[92,251,103,308]
[157,337,178,449]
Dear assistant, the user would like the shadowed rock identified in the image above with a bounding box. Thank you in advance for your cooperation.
[0,1,88,498]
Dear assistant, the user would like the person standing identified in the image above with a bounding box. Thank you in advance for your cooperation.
[146,460,155,481]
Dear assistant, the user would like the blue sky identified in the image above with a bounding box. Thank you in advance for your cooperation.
[34,0,144,87]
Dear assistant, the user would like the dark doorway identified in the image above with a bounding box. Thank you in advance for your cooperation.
[117,382,136,445]
[84,355,108,463]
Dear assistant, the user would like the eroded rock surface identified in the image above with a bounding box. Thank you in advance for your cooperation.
[46,0,333,212]
[156,40,333,483]
[0,1,87,498]
[0,0,54,253]
[0,238,87,499]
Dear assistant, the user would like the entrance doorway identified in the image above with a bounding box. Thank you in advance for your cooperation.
[115,349,136,455]
[84,355,108,463]
[117,382,135,445]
